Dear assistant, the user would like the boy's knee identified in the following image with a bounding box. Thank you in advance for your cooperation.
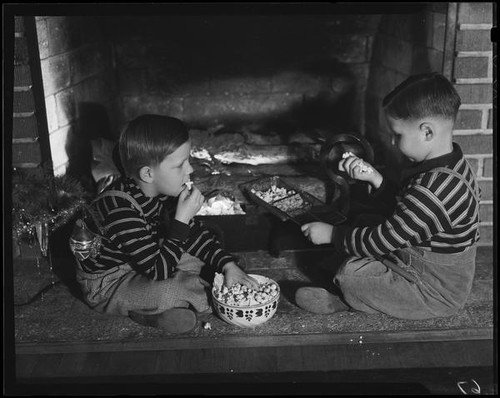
[336,257,385,279]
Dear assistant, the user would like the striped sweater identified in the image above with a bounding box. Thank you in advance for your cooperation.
[332,143,481,255]
[78,176,237,279]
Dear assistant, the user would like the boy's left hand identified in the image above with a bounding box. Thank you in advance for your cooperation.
[339,155,383,189]
[222,262,259,290]
[301,222,333,245]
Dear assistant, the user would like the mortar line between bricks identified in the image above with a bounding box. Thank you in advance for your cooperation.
[456,51,492,57]
[459,104,493,110]
[455,78,493,84]
[464,155,494,160]
[459,24,494,30]
[453,129,493,135]
[13,112,35,118]
[476,177,493,182]
[13,137,38,144]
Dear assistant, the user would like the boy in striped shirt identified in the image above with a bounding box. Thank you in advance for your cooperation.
[74,115,259,333]
[296,73,481,320]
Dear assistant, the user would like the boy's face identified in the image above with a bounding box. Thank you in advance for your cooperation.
[385,115,429,162]
[150,141,194,196]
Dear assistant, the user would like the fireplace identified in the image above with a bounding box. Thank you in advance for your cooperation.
[34,3,455,182]
[9,2,496,253]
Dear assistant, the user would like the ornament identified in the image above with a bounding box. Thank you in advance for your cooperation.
[35,221,49,257]
[69,219,102,261]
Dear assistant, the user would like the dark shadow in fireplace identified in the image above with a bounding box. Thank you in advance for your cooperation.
[200,59,359,141]
[64,102,118,194]
[364,11,434,174]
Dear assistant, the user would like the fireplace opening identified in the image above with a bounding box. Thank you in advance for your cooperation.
[34,3,452,220]
[10,3,495,255]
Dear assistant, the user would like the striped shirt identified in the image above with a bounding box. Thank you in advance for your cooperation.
[333,143,481,255]
[79,176,237,279]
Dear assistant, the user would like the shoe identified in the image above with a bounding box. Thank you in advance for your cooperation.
[129,308,197,333]
[295,287,349,314]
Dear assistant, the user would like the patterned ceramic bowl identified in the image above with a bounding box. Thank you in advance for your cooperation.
[211,274,280,328]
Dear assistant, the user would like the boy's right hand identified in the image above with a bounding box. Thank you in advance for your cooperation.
[339,155,383,189]
[301,222,333,245]
[175,185,204,224]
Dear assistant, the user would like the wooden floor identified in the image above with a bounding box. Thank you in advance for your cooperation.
[10,321,496,395]
[9,339,497,394]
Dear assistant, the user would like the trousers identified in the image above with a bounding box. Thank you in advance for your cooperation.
[75,253,211,316]
[334,245,476,320]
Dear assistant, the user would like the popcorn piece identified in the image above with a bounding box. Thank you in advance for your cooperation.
[251,184,296,204]
[185,180,193,191]
[342,151,356,159]
[358,162,374,174]
[203,322,212,330]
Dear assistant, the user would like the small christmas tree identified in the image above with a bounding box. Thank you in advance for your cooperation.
[12,163,93,256]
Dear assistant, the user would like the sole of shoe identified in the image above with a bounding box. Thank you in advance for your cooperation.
[295,287,347,314]
[157,308,197,333]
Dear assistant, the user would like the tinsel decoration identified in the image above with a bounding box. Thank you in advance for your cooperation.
[34,221,49,257]
[12,164,93,254]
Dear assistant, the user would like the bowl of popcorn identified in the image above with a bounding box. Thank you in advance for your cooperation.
[211,273,280,328]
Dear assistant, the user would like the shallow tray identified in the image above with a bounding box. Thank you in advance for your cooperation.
[239,176,346,226]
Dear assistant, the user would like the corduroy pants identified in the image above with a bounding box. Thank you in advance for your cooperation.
[75,253,211,316]
[334,245,477,320]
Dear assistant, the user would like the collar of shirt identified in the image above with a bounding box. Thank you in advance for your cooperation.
[119,176,168,218]
[400,142,463,183]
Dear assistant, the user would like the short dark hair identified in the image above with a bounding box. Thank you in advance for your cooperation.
[382,73,461,121]
[119,114,189,177]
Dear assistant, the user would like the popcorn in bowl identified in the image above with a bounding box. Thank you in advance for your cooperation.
[211,273,280,328]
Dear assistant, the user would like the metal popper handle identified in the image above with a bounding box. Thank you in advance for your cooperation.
[319,133,374,217]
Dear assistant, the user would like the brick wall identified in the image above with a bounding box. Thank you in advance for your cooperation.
[12,16,51,259]
[452,2,494,246]
[36,16,121,181]
[13,17,49,170]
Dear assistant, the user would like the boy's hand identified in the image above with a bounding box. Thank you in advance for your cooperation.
[339,155,383,189]
[301,222,333,245]
[222,262,260,290]
[175,185,204,224]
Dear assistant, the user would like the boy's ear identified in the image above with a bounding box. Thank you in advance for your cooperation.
[138,165,154,183]
[420,122,434,141]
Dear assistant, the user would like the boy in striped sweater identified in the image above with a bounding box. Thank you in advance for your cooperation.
[295,73,481,320]
[74,115,259,333]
